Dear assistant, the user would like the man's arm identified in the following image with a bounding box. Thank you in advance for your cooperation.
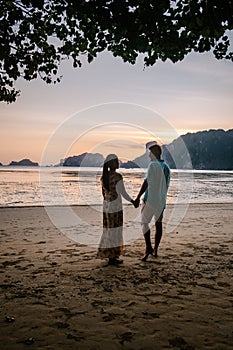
[134,179,148,208]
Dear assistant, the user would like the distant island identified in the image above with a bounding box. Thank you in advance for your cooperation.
[8,159,39,167]
[164,129,233,170]
[62,152,104,167]
[2,129,233,170]
[61,129,233,170]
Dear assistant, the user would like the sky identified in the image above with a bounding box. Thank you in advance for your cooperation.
[1,49,233,165]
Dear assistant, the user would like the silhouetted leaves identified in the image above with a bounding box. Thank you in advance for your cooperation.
[1,0,233,102]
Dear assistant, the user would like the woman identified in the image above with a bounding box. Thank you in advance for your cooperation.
[97,154,134,265]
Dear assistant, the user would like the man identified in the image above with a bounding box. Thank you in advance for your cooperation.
[134,142,170,261]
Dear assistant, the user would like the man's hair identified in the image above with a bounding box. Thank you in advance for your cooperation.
[149,144,162,157]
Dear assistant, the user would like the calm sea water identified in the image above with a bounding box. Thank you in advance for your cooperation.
[0,167,233,207]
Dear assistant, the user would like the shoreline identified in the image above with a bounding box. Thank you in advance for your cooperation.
[0,201,233,209]
[0,203,232,349]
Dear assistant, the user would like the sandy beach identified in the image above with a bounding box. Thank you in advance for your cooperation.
[0,203,232,350]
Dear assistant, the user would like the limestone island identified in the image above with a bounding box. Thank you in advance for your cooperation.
[8,159,39,166]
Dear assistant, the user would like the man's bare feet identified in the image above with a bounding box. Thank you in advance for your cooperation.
[153,248,158,257]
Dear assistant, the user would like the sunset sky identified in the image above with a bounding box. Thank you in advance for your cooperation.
[1,50,232,165]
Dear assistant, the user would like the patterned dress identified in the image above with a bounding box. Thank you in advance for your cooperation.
[97,171,131,259]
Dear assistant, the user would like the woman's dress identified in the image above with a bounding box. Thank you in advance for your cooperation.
[97,171,131,259]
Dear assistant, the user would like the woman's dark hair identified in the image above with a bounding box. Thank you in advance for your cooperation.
[102,154,118,191]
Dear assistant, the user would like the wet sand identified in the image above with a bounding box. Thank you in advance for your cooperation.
[0,203,232,350]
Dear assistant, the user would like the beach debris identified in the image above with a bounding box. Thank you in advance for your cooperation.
[124,301,136,307]
[169,336,195,349]
[102,284,113,292]
[142,311,160,319]
[54,321,70,329]
[67,333,84,342]
[24,337,35,345]
[100,307,106,314]
[118,331,134,345]
[57,307,72,316]
[102,314,115,322]
[5,315,15,323]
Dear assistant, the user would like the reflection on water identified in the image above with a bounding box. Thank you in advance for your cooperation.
[0,166,233,207]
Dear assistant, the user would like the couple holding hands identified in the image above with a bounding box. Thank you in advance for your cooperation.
[97,142,170,265]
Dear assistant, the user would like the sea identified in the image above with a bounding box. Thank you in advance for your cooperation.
[0,167,233,207]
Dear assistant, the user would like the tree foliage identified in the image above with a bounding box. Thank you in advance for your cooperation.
[1,0,233,103]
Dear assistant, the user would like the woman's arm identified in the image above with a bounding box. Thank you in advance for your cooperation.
[116,179,133,203]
